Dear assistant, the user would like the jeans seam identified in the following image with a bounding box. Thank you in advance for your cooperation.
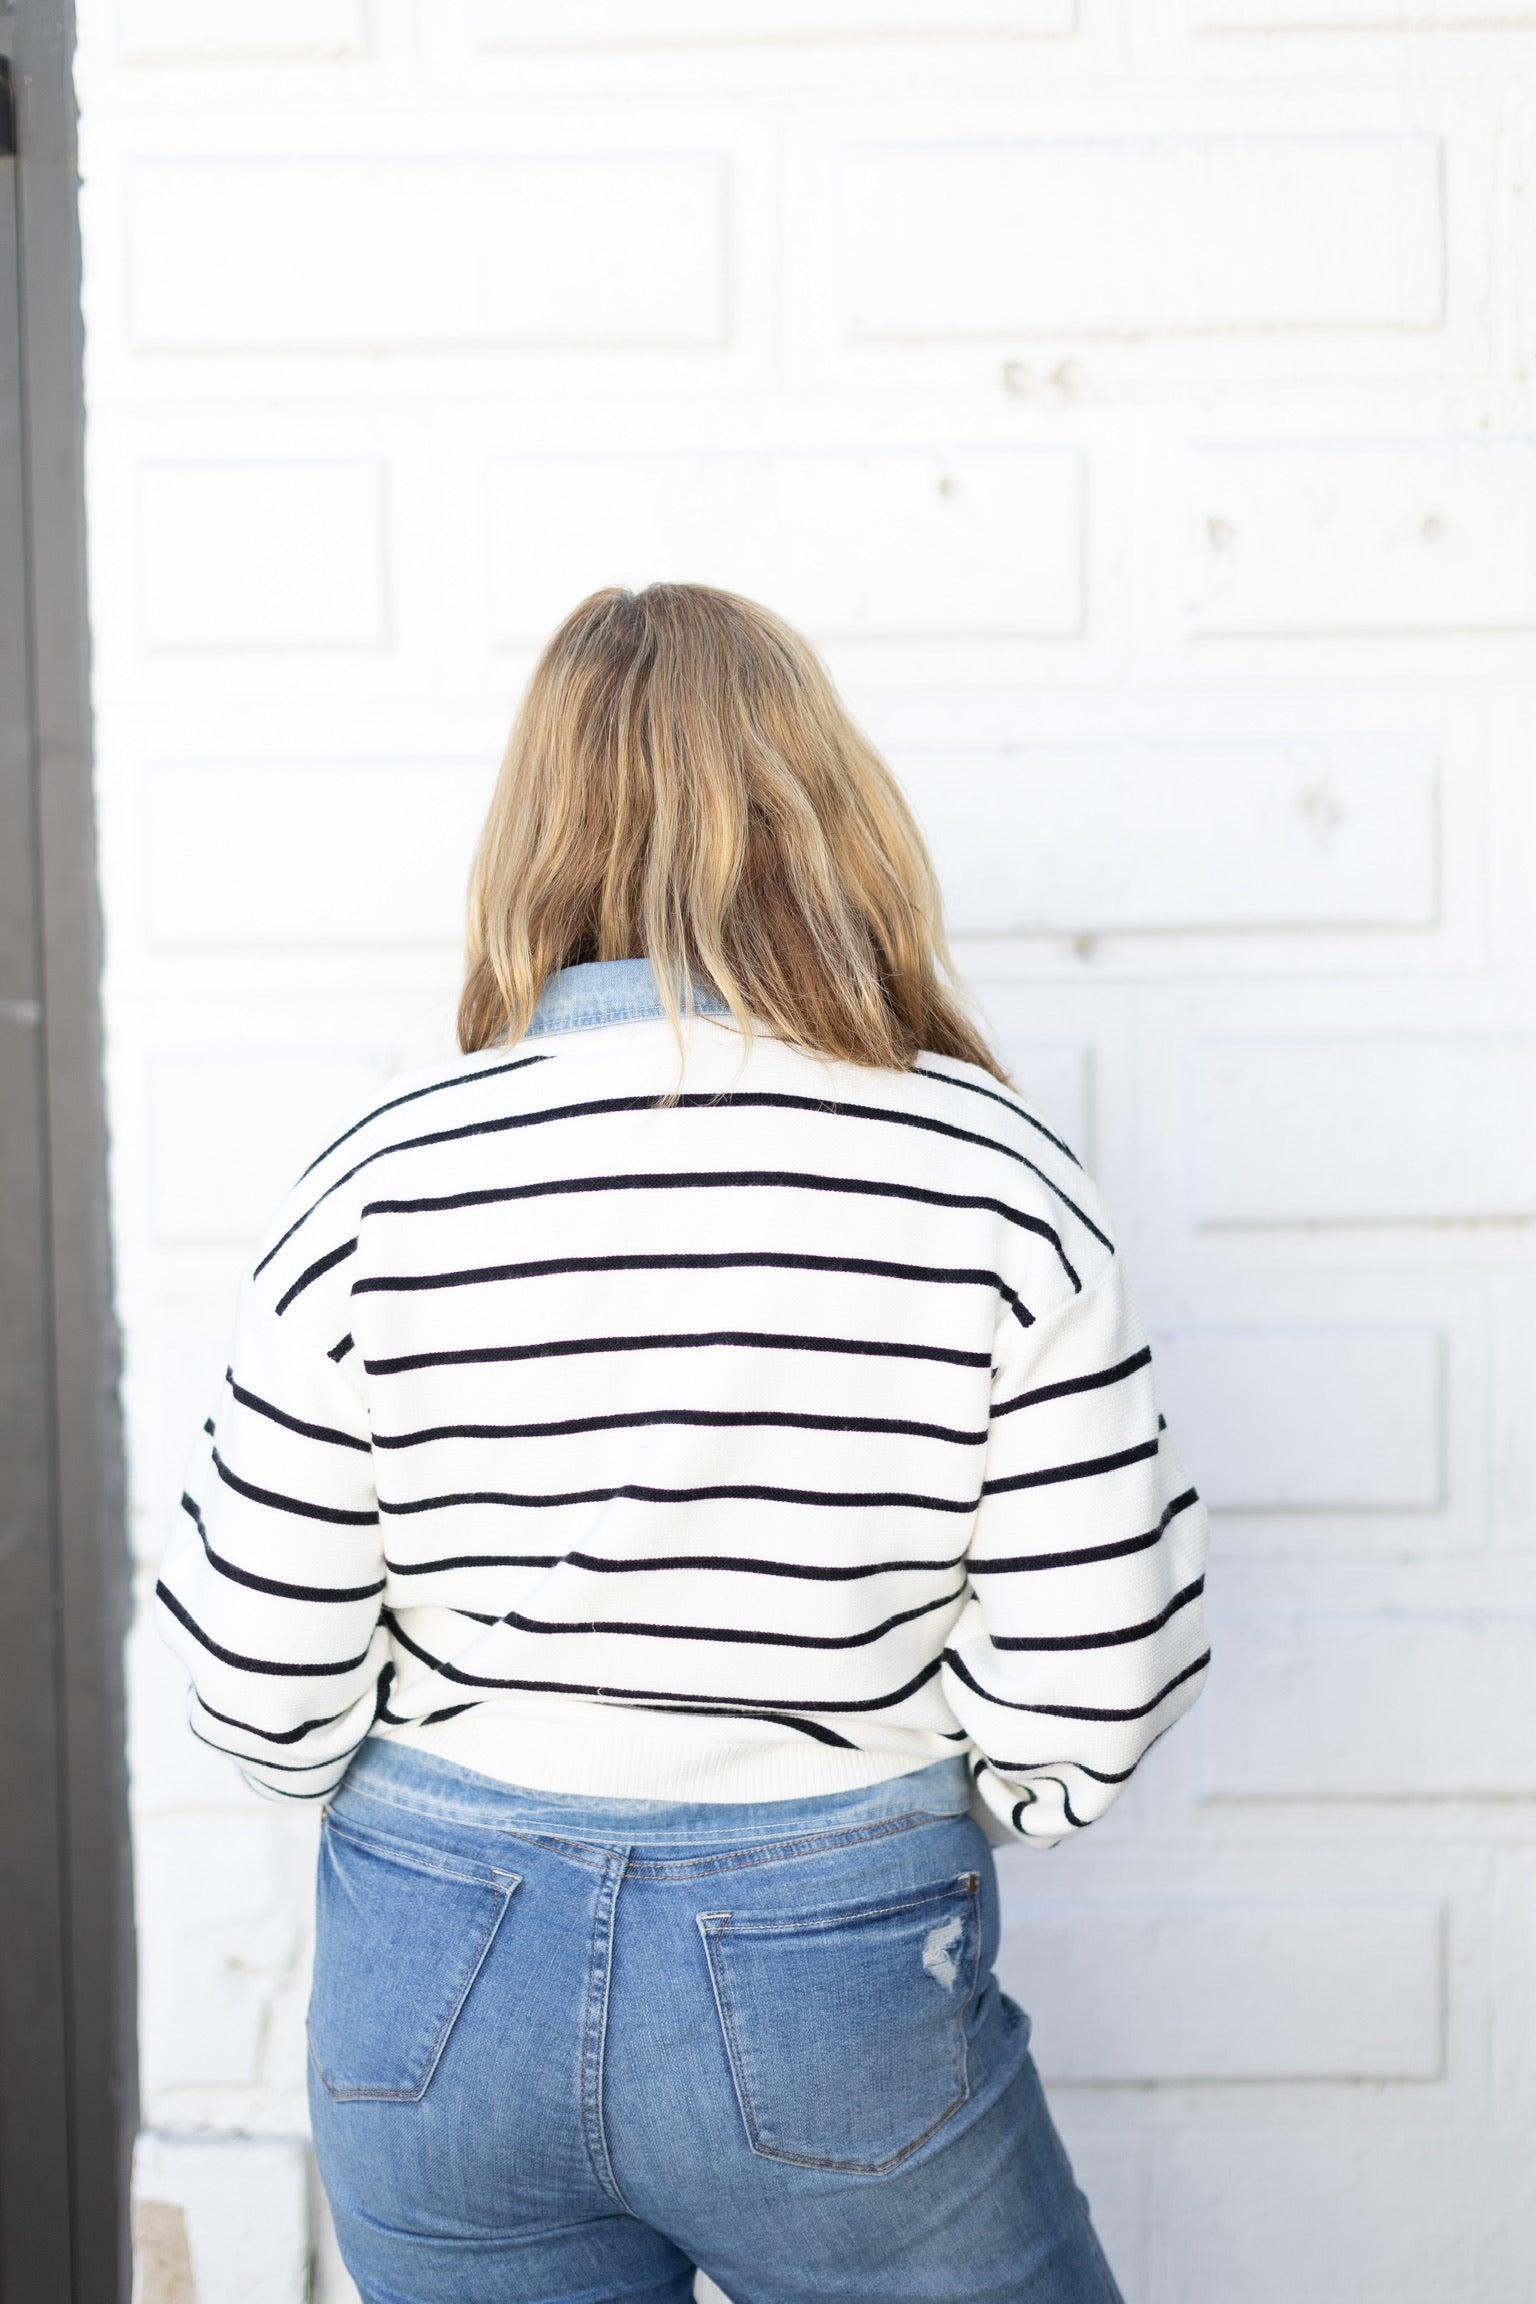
[504,1808,956,1877]
[622,1810,960,1877]
[580,1851,636,2213]
[710,1873,980,1939]
[332,1784,962,1873]
[323,1811,522,1889]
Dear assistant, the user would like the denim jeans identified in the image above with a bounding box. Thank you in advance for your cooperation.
[309,1739,1125,2304]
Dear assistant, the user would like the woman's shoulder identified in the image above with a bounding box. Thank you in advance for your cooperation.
[736,1033,1089,1181]
[906,1050,1086,1176]
[302,1043,549,1182]
[244,1042,554,1277]
[901,1050,1119,1296]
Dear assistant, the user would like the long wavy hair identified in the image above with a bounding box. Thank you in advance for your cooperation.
[457,582,1006,1082]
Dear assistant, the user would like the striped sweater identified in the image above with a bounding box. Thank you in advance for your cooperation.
[157,959,1210,1845]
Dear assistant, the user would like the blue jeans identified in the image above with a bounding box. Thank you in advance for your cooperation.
[309,1740,1124,2304]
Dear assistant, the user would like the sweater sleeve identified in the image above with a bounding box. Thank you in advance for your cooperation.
[941,1252,1210,1848]
[155,1250,389,1804]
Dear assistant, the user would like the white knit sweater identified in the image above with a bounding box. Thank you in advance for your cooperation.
[157,960,1209,1845]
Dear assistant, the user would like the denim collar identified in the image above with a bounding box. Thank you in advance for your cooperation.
[522,958,730,1041]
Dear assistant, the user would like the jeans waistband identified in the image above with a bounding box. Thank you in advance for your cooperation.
[337,1737,971,1847]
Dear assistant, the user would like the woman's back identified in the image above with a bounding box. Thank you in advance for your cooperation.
[159,959,1205,1840]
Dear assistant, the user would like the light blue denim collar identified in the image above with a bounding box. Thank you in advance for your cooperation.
[522,957,730,1041]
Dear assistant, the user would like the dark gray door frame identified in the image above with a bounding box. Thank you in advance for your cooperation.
[0,4,134,2298]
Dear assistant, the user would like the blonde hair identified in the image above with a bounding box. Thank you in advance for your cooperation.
[458,583,1006,1082]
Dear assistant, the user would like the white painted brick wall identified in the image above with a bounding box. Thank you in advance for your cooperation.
[75,4,1536,2299]
[843,135,1447,335]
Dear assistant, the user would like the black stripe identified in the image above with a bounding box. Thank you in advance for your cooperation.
[912,1065,1083,1168]
[627,1700,857,1749]
[377,1700,477,1729]
[674,1091,1104,1244]
[181,1492,384,1604]
[378,1480,980,1516]
[981,1436,1160,1496]
[385,1545,968,1582]
[353,1246,1032,1324]
[297,1051,552,1177]
[993,1346,1152,1422]
[250,1780,337,1801]
[211,1447,378,1527]
[943,1645,1210,1722]
[373,1405,987,1450]
[1012,1797,1037,1831]
[191,1693,357,1746]
[365,1330,990,1378]
[157,1582,377,1679]
[189,1724,347,1775]
[383,1615,946,1711]
[707,1089,1105,1249]
[982,1754,1144,1787]
[226,1370,370,1454]
[363,1165,1074,1266]
[275,1236,356,1315]
[384,1584,966,1653]
[373,1686,857,1749]
[1038,1774,1089,1829]
[328,1334,355,1362]
[989,1575,1204,1653]
[258,1088,1105,1278]
[387,1550,559,1574]
[968,1487,1200,1576]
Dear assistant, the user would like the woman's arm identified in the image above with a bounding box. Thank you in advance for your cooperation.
[941,1253,1210,1846]
[155,1254,389,1802]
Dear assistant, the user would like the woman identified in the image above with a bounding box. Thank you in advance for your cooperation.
[158,584,1209,2304]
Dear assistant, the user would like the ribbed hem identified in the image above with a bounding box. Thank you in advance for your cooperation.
[378,1696,953,1804]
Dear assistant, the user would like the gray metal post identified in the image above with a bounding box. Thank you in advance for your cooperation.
[0,3,134,2295]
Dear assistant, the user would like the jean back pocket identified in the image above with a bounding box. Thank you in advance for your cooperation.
[698,1870,980,2173]
[308,1812,520,2102]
